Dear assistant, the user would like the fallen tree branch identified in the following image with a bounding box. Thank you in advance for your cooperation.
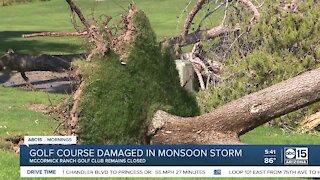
[188,43,210,90]
[22,31,88,38]
[69,80,85,135]
[148,68,320,144]
[0,50,85,86]
[0,50,83,72]
[180,42,223,89]
[191,60,206,90]
[181,0,206,39]
[66,0,90,30]
[66,0,108,59]
[176,0,192,32]
[165,25,240,47]
[177,0,259,46]
[197,1,225,31]
[239,0,260,21]
[220,0,229,26]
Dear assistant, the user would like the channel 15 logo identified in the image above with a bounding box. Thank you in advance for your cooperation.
[284,147,308,165]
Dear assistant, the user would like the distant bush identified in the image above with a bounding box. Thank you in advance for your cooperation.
[78,10,199,144]
[1,0,50,6]
[198,0,320,129]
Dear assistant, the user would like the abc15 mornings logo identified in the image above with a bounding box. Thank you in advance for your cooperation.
[284,147,308,165]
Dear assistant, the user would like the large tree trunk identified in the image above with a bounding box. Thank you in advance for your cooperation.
[148,68,320,144]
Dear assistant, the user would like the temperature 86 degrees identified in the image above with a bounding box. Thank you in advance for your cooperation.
[264,157,276,164]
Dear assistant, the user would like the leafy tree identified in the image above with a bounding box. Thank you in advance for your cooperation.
[198,0,320,129]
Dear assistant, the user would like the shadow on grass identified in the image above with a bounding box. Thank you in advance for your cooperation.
[0,31,83,54]
[10,76,75,94]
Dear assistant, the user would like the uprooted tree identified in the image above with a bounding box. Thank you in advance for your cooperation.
[2,0,320,144]
[148,69,320,144]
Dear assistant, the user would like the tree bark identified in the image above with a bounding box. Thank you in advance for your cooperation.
[148,68,320,144]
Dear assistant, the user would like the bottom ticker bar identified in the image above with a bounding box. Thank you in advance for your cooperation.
[21,166,320,178]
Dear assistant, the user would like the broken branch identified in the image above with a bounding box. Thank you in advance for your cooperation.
[181,0,206,39]
[165,25,240,47]
[66,0,91,30]
[22,31,88,38]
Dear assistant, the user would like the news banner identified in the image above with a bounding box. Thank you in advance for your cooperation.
[20,136,320,178]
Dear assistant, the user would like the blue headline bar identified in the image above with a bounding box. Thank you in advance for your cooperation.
[20,145,320,166]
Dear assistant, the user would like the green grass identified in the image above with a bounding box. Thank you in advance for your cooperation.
[0,0,319,179]
[0,87,65,144]
[0,86,66,179]
[0,0,222,54]
[241,126,320,144]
